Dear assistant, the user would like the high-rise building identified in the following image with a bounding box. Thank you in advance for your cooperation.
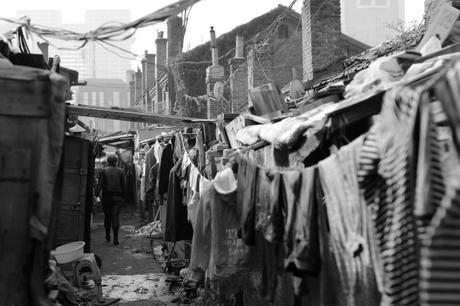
[15,9,133,81]
[74,79,131,135]
[341,0,405,46]
[13,10,134,134]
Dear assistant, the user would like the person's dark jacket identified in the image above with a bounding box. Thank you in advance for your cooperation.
[99,166,127,200]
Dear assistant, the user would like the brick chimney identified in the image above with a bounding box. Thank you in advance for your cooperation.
[167,16,184,63]
[425,0,453,26]
[229,35,248,112]
[142,50,156,112]
[302,0,342,82]
[167,16,184,114]
[206,26,225,119]
[142,51,156,92]
[155,31,168,112]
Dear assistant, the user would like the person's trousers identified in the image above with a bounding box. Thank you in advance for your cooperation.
[103,198,123,242]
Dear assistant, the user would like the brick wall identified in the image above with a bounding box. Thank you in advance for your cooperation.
[144,52,156,91]
[246,20,302,94]
[302,0,342,82]
[247,43,274,90]
[167,16,184,63]
[272,21,303,87]
[155,35,167,110]
[155,36,167,80]
[229,57,248,112]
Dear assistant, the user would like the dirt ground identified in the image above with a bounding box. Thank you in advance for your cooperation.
[91,210,182,306]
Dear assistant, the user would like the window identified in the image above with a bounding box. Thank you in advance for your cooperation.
[278,24,289,39]
[83,92,89,105]
[113,92,120,107]
[357,0,389,8]
[91,92,97,106]
[99,92,104,107]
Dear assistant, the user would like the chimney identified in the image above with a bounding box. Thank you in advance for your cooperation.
[134,68,142,105]
[167,15,184,63]
[155,31,168,80]
[155,31,168,112]
[229,35,248,112]
[144,51,156,90]
[302,0,342,82]
[425,0,453,26]
[206,26,225,119]
[167,16,184,114]
[142,50,156,112]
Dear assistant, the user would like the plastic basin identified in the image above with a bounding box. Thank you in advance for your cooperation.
[51,241,85,264]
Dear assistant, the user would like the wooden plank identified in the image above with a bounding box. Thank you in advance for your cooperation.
[66,104,215,127]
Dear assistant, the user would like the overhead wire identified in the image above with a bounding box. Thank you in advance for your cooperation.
[222,0,328,88]
[0,0,200,44]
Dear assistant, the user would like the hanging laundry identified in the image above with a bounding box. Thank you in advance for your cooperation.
[164,159,193,242]
[190,168,255,293]
[236,155,259,245]
[281,166,320,296]
[318,136,380,306]
[358,87,420,306]
[158,142,174,196]
[187,165,201,228]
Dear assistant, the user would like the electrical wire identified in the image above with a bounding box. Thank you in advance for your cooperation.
[0,0,200,44]
[222,0,327,87]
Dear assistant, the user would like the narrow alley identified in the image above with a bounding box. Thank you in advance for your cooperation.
[91,211,191,306]
[4,1,460,306]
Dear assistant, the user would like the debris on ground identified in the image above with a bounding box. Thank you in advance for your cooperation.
[129,221,162,238]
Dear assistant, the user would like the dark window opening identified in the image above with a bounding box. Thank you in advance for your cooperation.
[278,24,289,39]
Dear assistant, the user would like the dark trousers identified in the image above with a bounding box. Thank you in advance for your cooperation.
[103,197,122,242]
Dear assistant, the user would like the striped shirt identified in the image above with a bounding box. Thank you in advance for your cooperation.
[358,87,420,306]
[415,93,446,241]
[419,75,460,305]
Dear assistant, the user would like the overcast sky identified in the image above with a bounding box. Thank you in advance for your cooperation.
[1,0,425,56]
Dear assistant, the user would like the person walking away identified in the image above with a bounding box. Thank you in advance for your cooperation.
[99,155,127,245]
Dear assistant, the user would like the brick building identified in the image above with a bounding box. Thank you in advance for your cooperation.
[129,16,184,118]
[132,3,369,120]
[176,3,369,119]
[301,0,370,83]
